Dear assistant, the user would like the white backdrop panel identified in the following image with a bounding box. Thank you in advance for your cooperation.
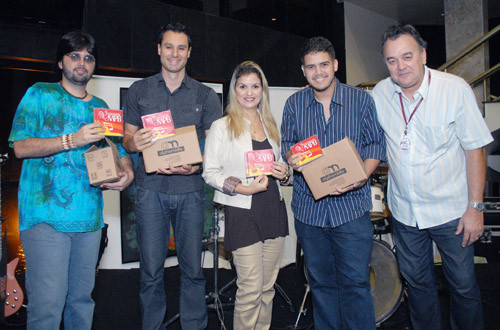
[87,75,299,269]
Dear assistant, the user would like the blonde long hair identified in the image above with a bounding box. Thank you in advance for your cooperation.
[226,61,280,146]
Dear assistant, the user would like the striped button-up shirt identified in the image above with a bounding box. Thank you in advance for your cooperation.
[372,66,493,229]
[281,78,386,228]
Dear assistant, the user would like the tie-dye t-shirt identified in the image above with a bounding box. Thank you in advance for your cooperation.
[9,82,127,232]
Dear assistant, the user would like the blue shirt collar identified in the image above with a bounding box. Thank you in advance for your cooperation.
[305,77,343,109]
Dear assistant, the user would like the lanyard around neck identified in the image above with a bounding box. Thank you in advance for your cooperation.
[399,71,431,135]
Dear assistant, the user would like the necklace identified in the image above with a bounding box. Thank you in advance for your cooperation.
[248,116,260,135]
[59,82,88,100]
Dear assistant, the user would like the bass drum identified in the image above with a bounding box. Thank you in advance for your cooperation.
[370,240,403,325]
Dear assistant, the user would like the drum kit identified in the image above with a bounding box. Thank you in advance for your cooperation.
[370,164,404,325]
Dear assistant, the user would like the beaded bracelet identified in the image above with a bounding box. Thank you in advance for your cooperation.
[61,134,70,151]
[68,133,77,149]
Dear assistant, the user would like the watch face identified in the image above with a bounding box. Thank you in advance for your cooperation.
[471,202,485,211]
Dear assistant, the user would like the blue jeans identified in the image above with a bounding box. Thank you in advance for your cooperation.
[295,212,375,330]
[135,187,207,330]
[20,223,101,330]
[392,218,483,330]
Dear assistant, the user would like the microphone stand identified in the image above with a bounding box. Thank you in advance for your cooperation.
[205,204,234,330]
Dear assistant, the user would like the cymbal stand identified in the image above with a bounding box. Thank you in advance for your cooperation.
[205,204,234,330]
[294,283,310,328]
[284,260,313,330]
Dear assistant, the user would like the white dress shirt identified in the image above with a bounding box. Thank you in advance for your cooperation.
[372,66,493,229]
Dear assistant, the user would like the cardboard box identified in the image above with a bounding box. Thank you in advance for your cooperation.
[94,108,123,136]
[245,149,274,177]
[285,135,323,166]
[142,125,202,173]
[302,137,368,200]
[84,137,122,186]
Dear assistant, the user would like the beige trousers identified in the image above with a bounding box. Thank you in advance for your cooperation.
[231,237,285,330]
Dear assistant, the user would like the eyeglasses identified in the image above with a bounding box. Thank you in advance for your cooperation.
[65,53,96,63]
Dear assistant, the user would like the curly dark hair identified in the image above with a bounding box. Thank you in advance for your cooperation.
[300,36,336,64]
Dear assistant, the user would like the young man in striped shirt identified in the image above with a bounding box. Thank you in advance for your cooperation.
[281,36,386,329]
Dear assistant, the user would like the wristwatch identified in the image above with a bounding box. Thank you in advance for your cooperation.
[468,201,485,212]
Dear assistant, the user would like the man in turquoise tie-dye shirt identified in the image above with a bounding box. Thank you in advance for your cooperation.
[8,31,134,330]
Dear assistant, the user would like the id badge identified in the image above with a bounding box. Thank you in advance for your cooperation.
[400,136,411,150]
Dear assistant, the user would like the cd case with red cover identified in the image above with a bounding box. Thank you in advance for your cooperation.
[94,108,123,136]
[141,110,175,141]
[245,149,274,177]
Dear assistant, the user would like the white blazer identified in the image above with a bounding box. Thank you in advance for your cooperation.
[202,114,284,209]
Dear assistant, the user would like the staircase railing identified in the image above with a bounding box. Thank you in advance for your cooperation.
[437,24,500,72]
[469,62,500,102]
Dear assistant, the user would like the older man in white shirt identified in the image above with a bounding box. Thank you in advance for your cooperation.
[372,24,492,330]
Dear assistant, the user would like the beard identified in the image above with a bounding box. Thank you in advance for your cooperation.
[61,65,93,86]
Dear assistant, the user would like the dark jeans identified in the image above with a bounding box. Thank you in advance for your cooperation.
[393,218,484,330]
[295,212,376,330]
[135,187,207,330]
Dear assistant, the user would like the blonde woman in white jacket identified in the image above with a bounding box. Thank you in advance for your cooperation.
[203,61,290,330]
